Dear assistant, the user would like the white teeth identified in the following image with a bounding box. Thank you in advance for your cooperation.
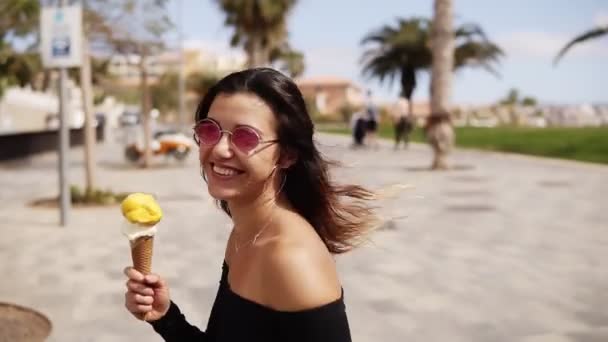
[213,165,238,176]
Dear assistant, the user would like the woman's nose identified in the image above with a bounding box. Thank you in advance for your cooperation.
[211,133,234,159]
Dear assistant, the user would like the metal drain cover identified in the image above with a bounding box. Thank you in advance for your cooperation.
[0,303,51,342]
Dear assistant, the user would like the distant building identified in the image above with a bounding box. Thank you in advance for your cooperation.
[449,102,608,128]
[0,85,84,134]
[182,48,246,76]
[107,48,246,86]
[380,99,430,127]
[295,76,365,115]
[107,54,166,87]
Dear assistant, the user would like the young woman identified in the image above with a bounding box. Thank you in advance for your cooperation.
[123,68,377,341]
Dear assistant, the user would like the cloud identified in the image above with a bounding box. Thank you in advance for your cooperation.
[496,30,608,60]
[593,10,608,26]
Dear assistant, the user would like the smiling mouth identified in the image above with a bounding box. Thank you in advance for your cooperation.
[211,163,244,178]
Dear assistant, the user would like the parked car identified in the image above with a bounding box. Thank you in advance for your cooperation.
[118,110,140,127]
[124,130,193,163]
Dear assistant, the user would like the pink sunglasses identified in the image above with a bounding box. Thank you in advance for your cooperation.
[193,119,279,154]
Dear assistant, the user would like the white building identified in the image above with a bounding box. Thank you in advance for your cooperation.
[0,85,83,134]
[107,47,246,86]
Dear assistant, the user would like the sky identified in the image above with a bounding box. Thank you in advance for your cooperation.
[167,0,608,105]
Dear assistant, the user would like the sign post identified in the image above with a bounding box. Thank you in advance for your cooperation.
[40,3,83,226]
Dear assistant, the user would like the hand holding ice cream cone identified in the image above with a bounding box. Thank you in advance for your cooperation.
[121,192,162,274]
[121,193,164,320]
[124,267,171,322]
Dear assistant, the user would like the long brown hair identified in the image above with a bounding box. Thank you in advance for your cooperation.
[195,68,377,254]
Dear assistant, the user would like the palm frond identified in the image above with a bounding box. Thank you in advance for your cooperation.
[454,23,487,41]
[215,0,297,66]
[360,25,398,45]
[454,41,504,77]
[554,25,608,66]
[360,16,502,96]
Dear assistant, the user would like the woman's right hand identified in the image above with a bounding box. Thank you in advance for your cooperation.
[124,267,171,322]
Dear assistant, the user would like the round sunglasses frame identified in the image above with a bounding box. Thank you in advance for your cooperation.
[192,119,279,154]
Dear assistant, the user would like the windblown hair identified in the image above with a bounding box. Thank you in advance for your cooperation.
[195,68,378,254]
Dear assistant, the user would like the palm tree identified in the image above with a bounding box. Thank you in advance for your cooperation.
[428,0,455,170]
[361,17,503,121]
[554,25,608,65]
[270,46,305,77]
[215,0,297,67]
[361,18,431,118]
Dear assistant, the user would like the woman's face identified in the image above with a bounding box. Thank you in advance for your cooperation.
[198,92,281,203]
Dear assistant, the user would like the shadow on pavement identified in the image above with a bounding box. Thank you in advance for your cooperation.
[98,160,192,171]
[405,164,475,172]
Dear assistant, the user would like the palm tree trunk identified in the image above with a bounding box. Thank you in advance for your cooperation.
[428,0,455,170]
[246,41,255,68]
[139,52,152,168]
[80,36,97,191]
[248,35,266,67]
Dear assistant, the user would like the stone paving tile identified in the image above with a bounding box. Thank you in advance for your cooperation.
[1,133,607,341]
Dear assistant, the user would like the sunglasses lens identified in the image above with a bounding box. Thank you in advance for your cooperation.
[196,121,221,145]
[232,127,260,153]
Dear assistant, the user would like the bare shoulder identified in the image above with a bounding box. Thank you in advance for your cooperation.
[260,229,342,311]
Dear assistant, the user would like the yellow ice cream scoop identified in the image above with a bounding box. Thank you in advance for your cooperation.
[121,193,163,225]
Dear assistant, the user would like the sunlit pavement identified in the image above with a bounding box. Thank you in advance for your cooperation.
[1,132,607,342]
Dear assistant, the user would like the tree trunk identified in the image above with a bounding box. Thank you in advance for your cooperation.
[246,41,255,68]
[428,0,455,170]
[248,35,266,67]
[140,53,152,168]
[80,36,97,191]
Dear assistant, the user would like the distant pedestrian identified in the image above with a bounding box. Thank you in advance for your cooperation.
[350,110,367,148]
[363,90,379,149]
[392,97,413,149]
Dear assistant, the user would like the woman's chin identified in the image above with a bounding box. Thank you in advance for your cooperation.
[208,186,240,201]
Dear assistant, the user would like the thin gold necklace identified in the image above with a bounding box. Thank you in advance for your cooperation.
[232,173,285,254]
[233,214,275,254]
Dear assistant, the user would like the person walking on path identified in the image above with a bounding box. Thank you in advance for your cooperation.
[392,97,413,149]
[363,90,380,149]
[350,110,367,148]
[123,68,377,342]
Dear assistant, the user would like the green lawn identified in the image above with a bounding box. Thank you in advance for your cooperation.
[318,123,608,165]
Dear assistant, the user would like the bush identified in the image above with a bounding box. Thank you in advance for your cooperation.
[339,104,357,123]
[70,185,129,205]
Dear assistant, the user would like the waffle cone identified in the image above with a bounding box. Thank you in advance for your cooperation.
[130,236,154,275]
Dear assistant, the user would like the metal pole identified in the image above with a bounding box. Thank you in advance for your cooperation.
[58,0,71,226]
[177,0,186,130]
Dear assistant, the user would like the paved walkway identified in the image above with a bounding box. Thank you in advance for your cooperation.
[1,133,607,342]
